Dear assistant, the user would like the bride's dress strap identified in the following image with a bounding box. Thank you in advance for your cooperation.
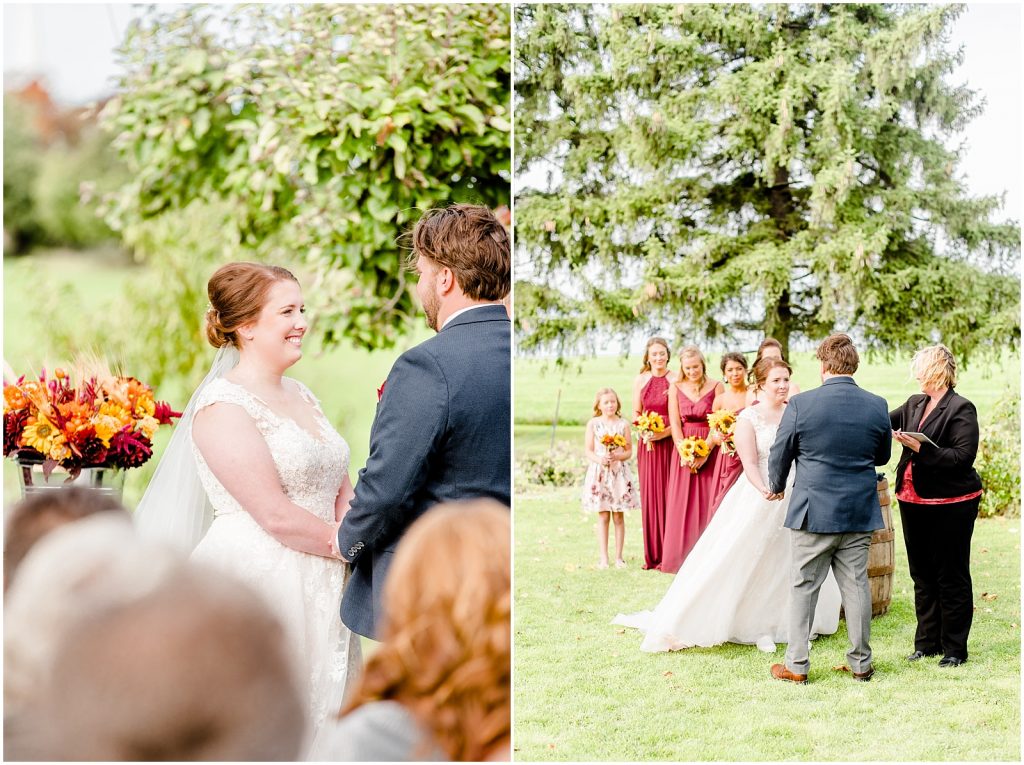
[737,406,761,426]
[194,378,275,433]
[287,378,330,421]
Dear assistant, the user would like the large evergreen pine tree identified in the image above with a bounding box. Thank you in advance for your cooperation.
[515,3,1019,361]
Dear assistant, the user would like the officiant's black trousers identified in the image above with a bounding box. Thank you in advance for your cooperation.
[898,498,980,661]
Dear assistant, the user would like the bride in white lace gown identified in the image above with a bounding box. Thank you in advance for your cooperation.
[614,359,841,652]
[136,263,360,755]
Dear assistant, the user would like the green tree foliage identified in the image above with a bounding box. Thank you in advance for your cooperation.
[3,96,44,252]
[100,3,510,358]
[515,4,1019,362]
[33,127,127,248]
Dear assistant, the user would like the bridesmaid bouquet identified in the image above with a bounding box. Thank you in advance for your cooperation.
[677,436,710,473]
[707,409,738,455]
[4,363,181,479]
[600,433,628,451]
[632,411,666,451]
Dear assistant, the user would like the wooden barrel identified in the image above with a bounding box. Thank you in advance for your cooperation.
[840,477,894,619]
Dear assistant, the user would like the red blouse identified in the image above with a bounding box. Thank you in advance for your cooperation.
[896,462,982,505]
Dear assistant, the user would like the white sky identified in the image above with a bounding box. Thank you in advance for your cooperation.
[2,2,1020,219]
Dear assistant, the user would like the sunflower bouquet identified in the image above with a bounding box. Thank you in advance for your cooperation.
[4,364,181,479]
[676,436,710,473]
[632,410,666,451]
[600,432,628,451]
[707,409,738,455]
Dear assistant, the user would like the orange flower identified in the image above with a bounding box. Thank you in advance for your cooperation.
[58,400,94,421]
[3,385,28,413]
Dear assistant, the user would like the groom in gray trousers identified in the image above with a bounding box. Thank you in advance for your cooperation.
[767,334,891,683]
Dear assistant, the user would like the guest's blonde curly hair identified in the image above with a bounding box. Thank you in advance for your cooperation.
[340,500,510,761]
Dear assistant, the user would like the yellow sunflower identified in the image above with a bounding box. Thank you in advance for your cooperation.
[21,416,63,455]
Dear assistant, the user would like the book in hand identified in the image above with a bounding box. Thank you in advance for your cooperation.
[900,431,938,447]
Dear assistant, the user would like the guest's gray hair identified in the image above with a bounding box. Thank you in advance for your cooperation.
[3,513,179,715]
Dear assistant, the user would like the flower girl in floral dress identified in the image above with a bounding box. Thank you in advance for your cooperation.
[583,388,640,569]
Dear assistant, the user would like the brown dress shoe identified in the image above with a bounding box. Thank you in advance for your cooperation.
[853,666,875,681]
[770,663,808,684]
[833,664,875,681]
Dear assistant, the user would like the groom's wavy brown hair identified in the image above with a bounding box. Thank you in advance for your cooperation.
[410,205,510,301]
[816,333,860,375]
[340,500,511,761]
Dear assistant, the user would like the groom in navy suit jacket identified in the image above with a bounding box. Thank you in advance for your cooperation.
[336,205,511,639]
[767,334,891,683]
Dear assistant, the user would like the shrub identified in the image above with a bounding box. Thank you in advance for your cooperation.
[3,96,44,252]
[976,390,1020,518]
[519,443,584,487]
[33,127,126,248]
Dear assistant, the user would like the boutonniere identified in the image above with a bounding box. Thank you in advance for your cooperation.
[377,379,386,402]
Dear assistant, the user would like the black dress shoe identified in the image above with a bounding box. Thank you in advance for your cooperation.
[938,656,966,667]
[907,650,939,661]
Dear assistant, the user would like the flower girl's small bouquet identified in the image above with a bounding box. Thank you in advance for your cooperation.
[4,363,181,479]
[600,432,628,451]
[632,410,666,451]
[707,409,738,455]
[677,436,710,473]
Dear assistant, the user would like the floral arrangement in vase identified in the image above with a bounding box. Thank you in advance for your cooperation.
[4,364,181,479]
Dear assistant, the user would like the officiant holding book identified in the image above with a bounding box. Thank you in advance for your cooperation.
[890,344,983,669]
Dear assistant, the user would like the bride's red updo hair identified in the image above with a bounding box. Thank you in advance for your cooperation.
[205,263,298,349]
[752,357,792,389]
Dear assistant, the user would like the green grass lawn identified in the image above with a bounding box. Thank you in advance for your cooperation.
[513,485,1021,761]
[3,250,430,509]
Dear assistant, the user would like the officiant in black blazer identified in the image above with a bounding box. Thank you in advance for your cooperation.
[335,205,511,640]
[890,344,982,668]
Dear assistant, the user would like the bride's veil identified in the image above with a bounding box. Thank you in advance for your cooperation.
[134,345,239,551]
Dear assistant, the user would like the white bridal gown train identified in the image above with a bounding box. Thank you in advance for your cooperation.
[614,406,841,652]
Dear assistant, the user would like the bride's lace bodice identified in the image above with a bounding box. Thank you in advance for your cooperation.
[738,406,784,486]
[190,377,350,519]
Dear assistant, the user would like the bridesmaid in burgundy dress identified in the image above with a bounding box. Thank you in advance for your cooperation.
[707,352,749,517]
[631,337,677,570]
[660,346,724,574]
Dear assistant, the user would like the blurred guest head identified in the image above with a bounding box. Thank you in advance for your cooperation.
[4,513,178,716]
[4,487,128,592]
[36,563,305,761]
[342,499,511,761]
[911,344,957,393]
